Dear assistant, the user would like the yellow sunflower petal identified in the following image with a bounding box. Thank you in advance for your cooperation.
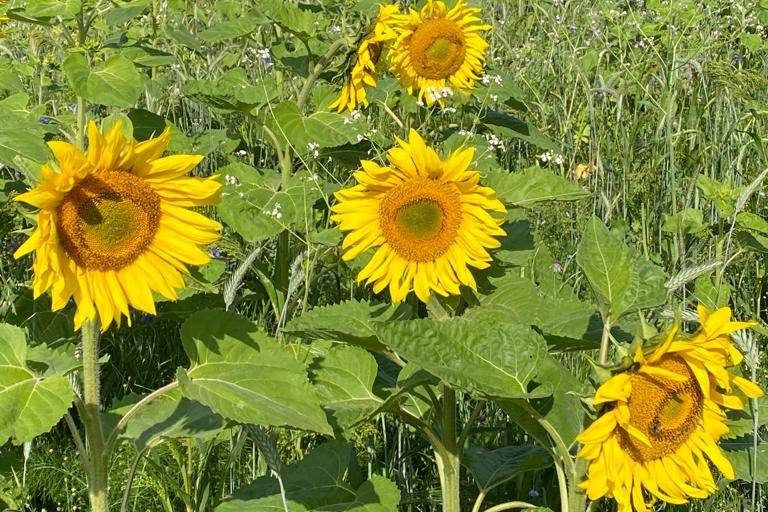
[11,119,221,329]
[332,129,505,303]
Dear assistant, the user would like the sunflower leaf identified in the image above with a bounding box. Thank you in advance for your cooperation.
[178,310,332,435]
[576,216,666,320]
[0,323,74,446]
[374,318,550,400]
[216,440,400,511]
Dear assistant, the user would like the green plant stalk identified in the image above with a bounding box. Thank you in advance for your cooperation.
[436,385,461,512]
[81,318,108,512]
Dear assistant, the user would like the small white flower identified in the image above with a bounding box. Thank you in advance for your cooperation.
[236,149,247,156]
[458,129,474,136]
[554,154,565,165]
[538,152,552,163]
[307,142,321,157]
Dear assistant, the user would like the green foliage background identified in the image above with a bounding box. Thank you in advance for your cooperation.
[0,0,767,510]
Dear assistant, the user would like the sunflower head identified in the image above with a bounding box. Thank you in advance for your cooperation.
[329,3,401,112]
[389,0,490,105]
[576,306,763,512]
[14,120,222,330]
[331,129,506,303]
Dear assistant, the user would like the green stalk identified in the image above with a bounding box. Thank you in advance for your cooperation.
[436,385,461,512]
[81,318,108,512]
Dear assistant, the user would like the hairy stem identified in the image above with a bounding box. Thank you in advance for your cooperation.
[437,385,461,512]
[81,318,108,512]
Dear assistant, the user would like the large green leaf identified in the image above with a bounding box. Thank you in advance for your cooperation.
[311,345,384,432]
[257,0,322,39]
[723,437,768,483]
[0,324,74,445]
[283,300,412,351]
[217,440,400,511]
[113,389,225,452]
[466,274,601,351]
[267,101,368,153]
[484,166,589,207]
[374,318,550,400]
[0,105,51,166]
[576,216,666,319]
[502,356,586,449]
[217,163,321,243]
[86,54,144,107]
[463,445,551,492]
[185,69,279,113]
[63,52,144,107]
[199,19,258,42]
[178,310,332,435]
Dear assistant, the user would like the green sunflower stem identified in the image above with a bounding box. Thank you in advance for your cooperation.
[436,385,461,512]
[80,318,109,512]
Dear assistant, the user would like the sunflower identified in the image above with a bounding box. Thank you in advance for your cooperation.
[331,129,506,303]
[13,121,222,330]
[577,306,764,512]
[388,0,490,105]
[0,0,8,35]
[329,4,401,112]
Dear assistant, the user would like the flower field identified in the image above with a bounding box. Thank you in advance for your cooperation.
[0,0,767,511]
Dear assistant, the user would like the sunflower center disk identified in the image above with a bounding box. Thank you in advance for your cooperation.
[619,355,703,462]
[380,179,461,262]
[396,201,444,239]
[56,170,161,271]
[409,19,466,79]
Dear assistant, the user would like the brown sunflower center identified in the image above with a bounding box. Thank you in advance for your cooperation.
[618,355,703,462]
[408,18,466,79]
[379,178,462,262]
[56,170,161,271]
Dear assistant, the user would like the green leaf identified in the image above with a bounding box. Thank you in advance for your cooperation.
[0,105,51,166]
[217,440,400,511]
[105,0,150,25]
[0,58,24,92]
[311,345,383,431]
[20,0,80,18]
[693,275,731,310]
[726,396,768,439]
[576,216,666,319]
[127,109,166,141]
[199,19,258,43]
[502,356,587,449]
[374,318,550,400]
[0,324,74,445]
[479,110,559,151]
[283,300,412,352]
[217,163,321,243]
[723,437,768,483]
[118,388,224,452]
[258,0,321,39]
[178,310,332,435]
[267,101,368,153]
[661,208,705,234]
[185,70,280,113]
[484,166,589,207]
[62,52,90,97]
[737,212,768,234]
[86,54,144,107]
[27,343,79,377]
[463,445,551,492]
[466,274,601,351]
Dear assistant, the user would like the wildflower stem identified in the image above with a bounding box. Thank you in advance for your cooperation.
[80,318,108,512]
